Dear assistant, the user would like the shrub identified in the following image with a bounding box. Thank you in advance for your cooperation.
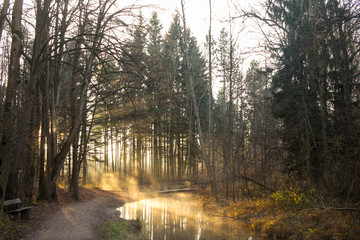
[271,187,313,212]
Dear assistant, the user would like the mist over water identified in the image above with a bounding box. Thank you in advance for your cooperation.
[86,171,258,239]
[119,193,258,240]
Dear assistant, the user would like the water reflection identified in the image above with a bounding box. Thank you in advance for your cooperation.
[119,193,256,240]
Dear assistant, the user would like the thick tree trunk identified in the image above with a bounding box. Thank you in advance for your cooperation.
[8,0,52,203]
[70,134,80,199]
[21,105,40,205]
[0,0,23,218]
[38,23,51,201]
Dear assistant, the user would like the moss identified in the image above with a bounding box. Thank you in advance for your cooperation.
[12,30,24,39]
[99,219,145,240]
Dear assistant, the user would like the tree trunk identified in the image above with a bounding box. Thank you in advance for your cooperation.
[181,0,218,200]
[70,133,80,199]
[176,117,182,180]
[0,0,23,218]
[21,105,40,205]
[38,42,50,200]
[111,128,115,172]
[104,125,109,172]
[154,122,158,179]
[0,0,10,40]
[123,128,127,176]
[137,135,142,184]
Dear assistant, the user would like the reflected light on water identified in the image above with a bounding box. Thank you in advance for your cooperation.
[118,193,257,240]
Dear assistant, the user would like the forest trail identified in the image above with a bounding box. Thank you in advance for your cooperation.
[21,189,126,240]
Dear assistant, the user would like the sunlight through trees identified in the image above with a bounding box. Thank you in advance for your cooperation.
[0,0,359,224]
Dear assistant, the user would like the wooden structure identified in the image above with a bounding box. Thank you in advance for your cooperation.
[4,198,33,220]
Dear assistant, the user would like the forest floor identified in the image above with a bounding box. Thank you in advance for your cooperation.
[201,189,360,240]
[4,188,143,240]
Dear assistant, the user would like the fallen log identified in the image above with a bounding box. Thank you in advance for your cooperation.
[157,189,196,194]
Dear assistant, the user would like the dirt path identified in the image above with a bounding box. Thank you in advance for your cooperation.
[22,190,125,240]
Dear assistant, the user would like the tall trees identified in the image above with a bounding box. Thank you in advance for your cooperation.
[265,0,360,199]
[0,0,138,207]
[244,61,274,185]
[0,0,358,213]
[268,0,321,184]
[63,0,126,199]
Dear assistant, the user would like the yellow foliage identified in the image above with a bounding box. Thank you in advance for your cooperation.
[208,187,360,239]
[32,194,37,205]
[270,187,312,212]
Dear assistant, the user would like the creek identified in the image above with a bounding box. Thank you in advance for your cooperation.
[118,192,261,240]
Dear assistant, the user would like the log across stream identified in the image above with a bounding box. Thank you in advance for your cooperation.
[118,192,261,240]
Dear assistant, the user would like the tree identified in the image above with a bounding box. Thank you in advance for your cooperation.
[265,0,360,199]
[180,0,218,199]
[0,0,10,40]
[0,0,23,217]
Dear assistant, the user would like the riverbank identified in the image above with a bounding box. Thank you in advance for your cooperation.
[3,187,360,239]
[99,219,145,240]
[202,188,360,239]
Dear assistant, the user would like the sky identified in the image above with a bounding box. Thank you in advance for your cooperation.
[117,0,267,93]
[119,0,266,62]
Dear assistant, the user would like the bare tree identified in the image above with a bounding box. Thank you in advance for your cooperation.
[180,0,218,200]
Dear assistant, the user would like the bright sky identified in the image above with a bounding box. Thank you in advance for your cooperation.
[122,0,267,93]
[120,0,265,52]
[131,0,267,68]
[20,0,266,70]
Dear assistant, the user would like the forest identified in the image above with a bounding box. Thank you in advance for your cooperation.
[0,0,359,239]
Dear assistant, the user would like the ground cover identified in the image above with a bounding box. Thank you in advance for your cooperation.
[203,187,360,239]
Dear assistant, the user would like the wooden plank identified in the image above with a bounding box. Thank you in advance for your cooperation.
[4,198,21,206]
[7,206,33,213]
[157,189,196,194]
[7,207,32,220]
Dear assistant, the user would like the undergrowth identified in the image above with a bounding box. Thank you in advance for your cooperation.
[0,218,28,240]
[216,187,360,239]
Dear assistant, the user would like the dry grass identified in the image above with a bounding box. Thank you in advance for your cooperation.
[202,188,360,239]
